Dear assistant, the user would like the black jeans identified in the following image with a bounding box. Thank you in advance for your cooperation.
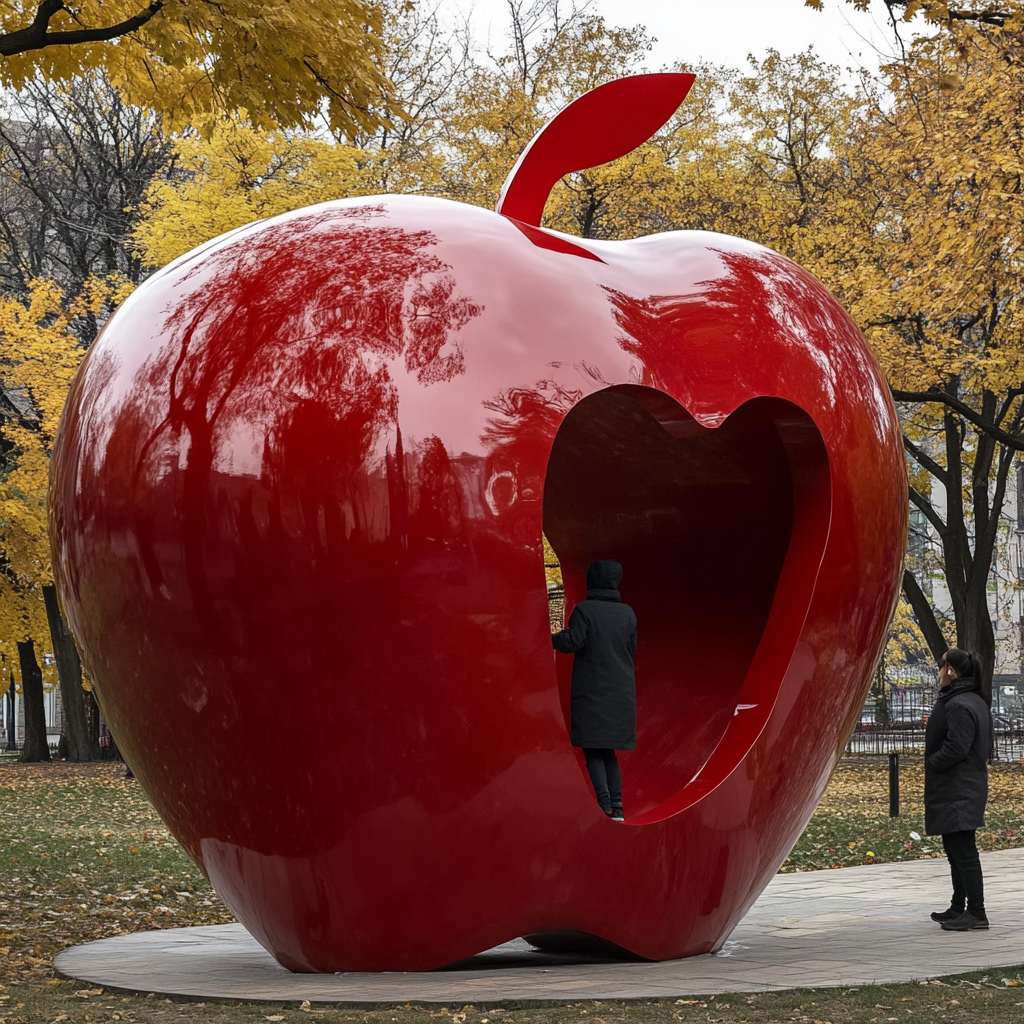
[583,748,622,813]
[942,829,985,913]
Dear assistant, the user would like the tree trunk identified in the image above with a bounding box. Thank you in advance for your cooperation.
[42,583,94,761]
[961,591,996,708]
[902,569,949,663]
[16,639,50,762]
[944,572,996,709]
[901,396,1006,711]
[85,688,100,749]
[4,671,16,750]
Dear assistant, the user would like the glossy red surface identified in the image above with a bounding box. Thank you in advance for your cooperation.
[50,83,906,974]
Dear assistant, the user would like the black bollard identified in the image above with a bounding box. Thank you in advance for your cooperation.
[888,751,900,817]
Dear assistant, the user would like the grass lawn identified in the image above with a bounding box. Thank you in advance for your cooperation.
[1,756,1023,1024]
[781,758,1024,871]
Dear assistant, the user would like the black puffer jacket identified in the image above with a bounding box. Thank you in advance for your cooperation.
[552,560,637,750]
[924,678,991,836]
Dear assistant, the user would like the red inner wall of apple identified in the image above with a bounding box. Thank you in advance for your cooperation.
[543,385,825,819]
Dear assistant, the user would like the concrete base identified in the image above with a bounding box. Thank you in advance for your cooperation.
[54,849,1024,1004]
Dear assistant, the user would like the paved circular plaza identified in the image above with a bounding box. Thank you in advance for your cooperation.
[54,848,1024,1005]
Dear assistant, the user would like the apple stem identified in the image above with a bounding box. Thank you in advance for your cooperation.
[495,73,696,229]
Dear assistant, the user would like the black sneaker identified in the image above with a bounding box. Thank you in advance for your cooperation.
[940,910,989,931]
[930,906,965,923]
[610,806,625,822]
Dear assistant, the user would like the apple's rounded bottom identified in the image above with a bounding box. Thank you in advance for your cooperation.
[272,951,318,974]
[265,929,725,973]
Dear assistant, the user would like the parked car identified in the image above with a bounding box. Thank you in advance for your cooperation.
[890,718,926,731]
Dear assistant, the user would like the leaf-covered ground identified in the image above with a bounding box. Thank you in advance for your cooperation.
[0,761,235,988]
[2,975,1024,1024]
[1,757,1023,1023]
[781,758,1024,871]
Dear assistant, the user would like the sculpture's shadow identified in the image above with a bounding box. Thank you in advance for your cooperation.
[437,932,647,971]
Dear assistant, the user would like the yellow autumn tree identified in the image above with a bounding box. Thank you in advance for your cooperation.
[132,5,723,268]
[812,0,1019,30]
[131,0,476,267]
[439,5,734,235]
[347,0,465,197]
[0,0,395,136]
[746,16,1024,696]
[886,599,932,663]
[709,49,866,276]
[437,4,659,213]
[0,278,124,579]
[441,65,544,211]
[840,21,1024,699]
[541,63,742,240]
[132,118,369,268]
[0,274,132,758]
[0,566,55,759]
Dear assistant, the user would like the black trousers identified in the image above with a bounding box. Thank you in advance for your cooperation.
[942,829,985,912]
[583,748,622,812]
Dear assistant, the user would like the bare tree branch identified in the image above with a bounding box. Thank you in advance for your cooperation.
[945,8,1012,26]
[902,568,949,664]
[0,1,164,58]
[0,73,174,323]
[909,484,947,539]
[891,387,1024,452]
[882,1,1012,27]
[903,432,947,485]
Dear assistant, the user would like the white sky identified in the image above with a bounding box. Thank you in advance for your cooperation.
[447,0,925,76]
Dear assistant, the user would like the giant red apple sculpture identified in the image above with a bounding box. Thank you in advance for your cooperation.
[51,75,906,972]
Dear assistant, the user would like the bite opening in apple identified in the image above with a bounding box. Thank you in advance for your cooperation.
[543,385,832,822]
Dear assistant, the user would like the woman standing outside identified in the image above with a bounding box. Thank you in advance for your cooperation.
[925,647,992,931]
[552,559,637,822]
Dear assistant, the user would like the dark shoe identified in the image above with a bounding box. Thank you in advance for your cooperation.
[930,906,965,923]
[940,910,989,931]
[610,806,625,822]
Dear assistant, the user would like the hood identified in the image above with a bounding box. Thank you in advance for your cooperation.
[586,559,623,592]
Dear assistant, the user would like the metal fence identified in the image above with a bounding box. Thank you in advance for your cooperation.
[846,682,1024,761]
[846,723,1024,760]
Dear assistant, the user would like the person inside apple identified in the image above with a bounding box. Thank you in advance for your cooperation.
[552,559,637,822]
[925,647,992,931]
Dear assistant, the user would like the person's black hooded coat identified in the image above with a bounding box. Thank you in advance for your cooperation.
[552,560,637,750]
[924,677,991,836]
